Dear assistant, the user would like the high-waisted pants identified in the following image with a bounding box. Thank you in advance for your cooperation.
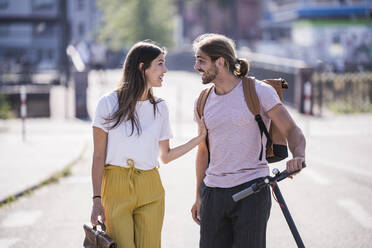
[101,163,165,248]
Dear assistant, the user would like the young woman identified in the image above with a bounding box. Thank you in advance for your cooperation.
[90,41,206,248]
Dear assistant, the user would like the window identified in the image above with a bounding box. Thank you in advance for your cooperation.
[33,22,54,37]
[0,24,9,36]
[0,0,9,9]
[78,23,85,37]
[32,0,54,10]
[37,49,43,62]
[77,0,84,11]
[332,35,341,44]
[47,49,54,60]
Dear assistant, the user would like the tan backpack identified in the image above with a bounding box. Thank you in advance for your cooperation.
[196,76,288,163]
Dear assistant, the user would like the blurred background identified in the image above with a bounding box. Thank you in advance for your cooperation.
[0,0,372,247]
[0,0,371,118]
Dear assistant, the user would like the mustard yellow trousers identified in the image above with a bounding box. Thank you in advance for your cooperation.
[101,164,165,248]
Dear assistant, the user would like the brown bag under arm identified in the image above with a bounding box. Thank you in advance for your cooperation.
[242,77,288,163]
[262,78,288,162]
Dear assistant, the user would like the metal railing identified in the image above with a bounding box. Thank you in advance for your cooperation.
[312,72,372,114]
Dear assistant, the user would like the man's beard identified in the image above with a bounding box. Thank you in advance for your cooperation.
[201,65,218,84]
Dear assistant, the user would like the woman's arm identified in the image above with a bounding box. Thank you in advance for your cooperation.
[91,127,107,225]
[159,109,206,164]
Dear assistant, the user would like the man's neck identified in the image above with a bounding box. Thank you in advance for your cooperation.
[213,73,241,95]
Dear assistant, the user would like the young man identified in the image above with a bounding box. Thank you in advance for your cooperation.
[191,33,306,248]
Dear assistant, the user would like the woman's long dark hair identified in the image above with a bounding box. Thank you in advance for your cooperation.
[105,41,165,136]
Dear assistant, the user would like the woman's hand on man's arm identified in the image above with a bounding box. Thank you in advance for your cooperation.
[158,107,207,164]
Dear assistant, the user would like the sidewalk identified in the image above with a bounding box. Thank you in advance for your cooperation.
[0,118,90,203]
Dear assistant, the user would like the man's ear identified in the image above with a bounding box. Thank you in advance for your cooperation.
[216,57,225,69]
[138,62,144,71]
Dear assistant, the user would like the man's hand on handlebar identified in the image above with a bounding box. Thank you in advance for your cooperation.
[286,157,305,179]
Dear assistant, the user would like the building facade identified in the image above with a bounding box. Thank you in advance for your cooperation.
[0,0,102,118]
[260,0,372,70]
[180,0,263,46]
[0,0,101,83]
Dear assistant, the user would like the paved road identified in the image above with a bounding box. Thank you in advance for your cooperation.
[0,119,89,202]
[88,70,372,247]
[0,70,371,247]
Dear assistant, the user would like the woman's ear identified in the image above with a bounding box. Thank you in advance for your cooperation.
[138,62,144,71]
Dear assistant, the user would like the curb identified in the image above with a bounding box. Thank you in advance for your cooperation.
[0,141,89,208]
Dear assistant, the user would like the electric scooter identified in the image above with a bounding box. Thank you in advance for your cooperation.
[232,162,307,248]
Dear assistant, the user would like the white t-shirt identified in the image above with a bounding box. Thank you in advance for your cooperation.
[92,91,173,170]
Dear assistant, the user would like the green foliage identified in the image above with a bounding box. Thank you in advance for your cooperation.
[97,0,175,50]
[328,100,372,114]
[0,91,12,119]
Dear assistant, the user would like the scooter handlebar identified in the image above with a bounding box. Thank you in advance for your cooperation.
[232,185,255,202]
[232,162,307,202]
[276,161,307,182]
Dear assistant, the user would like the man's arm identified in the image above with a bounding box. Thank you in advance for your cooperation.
[191,139,209,225]
[267,104,306,174]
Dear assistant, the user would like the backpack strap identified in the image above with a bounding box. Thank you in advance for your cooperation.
[196,86,213,163]
[242,77,272,161]
[197,86,213,118]
[242,77,260,115]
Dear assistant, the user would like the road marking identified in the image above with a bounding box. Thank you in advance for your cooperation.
[1,210,43,228]
[310,129,372,137]
[0,238,19,247]
[337,198,372,229]
[312,158,372,178]
[303,169,332,185]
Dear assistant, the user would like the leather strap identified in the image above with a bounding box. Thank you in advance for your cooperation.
[242,77,260,115]
[197,86,213,118]
[196,86,213,163]
[242,77,272,160]
[94,221,106,246]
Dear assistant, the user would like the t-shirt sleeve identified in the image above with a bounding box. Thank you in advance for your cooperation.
[159,102,174,141]
[257,83,282,113]
[92,96,110,132]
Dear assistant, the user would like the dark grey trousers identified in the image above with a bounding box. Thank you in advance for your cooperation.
[200,178,272,248]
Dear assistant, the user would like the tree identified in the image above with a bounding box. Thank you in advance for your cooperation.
[97,0,175,50]
[0,91,12,119]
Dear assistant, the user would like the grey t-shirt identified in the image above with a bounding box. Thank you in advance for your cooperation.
[202,79,282,188]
